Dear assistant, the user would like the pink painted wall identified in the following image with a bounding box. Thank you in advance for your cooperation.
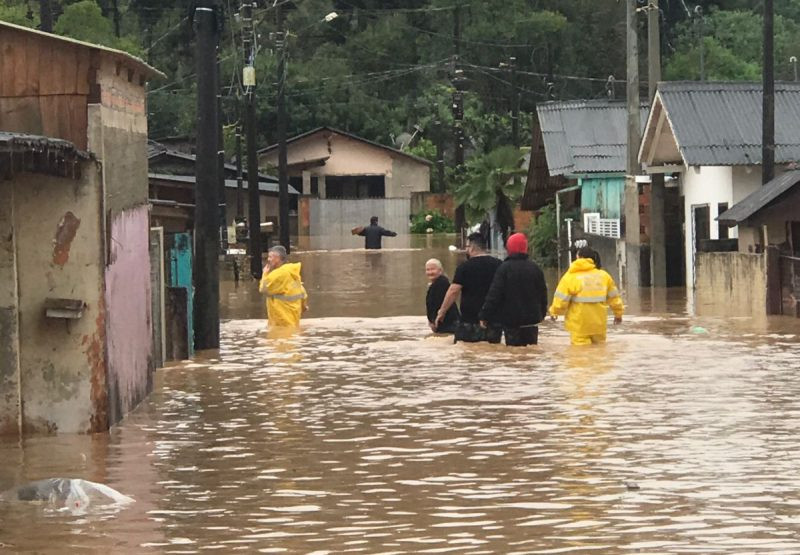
[105,204,154,424]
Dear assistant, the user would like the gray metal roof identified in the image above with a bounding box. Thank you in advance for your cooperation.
[536,100,649,176]
[717,170,800,225]
[658,82,800,166]
[149,173,299,195]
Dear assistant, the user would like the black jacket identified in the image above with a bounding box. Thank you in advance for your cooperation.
[359,224,397,249]
[426,274,459,331]
[478,254,548,328]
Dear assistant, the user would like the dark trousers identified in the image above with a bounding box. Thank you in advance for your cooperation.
[502,325,538,346]
[454,321,500,343]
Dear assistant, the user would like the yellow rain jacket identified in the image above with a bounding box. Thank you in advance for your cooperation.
[259,262,308,328]
[549,258,624,336]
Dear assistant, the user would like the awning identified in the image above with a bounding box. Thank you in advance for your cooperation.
[718,170,800,225]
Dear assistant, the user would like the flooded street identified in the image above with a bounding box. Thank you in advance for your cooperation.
[3,236,800,553]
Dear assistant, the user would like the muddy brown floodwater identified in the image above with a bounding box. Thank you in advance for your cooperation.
[3,235,800,553]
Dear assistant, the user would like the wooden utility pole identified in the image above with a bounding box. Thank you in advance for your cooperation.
[452,2,466,242]
[39,0,53,32]
[193,0,222,349]
[624,0,643,288]
[276,6,290,253]
[648,0,667,288]
[235,119,244,218]
[763,0,775,185]
[242,1,262,279]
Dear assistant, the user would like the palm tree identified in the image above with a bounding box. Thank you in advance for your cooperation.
[453,145,527,245]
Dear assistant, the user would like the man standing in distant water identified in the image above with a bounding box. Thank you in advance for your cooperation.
[435,232,502,342]
[352,216,397,249]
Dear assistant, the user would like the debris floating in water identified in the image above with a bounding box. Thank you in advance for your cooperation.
[0,478,134,515]
[691,326,709,334]
[625,481,640,491]
[448,245,458,252]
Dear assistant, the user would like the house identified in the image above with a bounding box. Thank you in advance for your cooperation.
[258,127,431,241]
[712,170,800,317]
[0,22,162,435]
[638,82,800,295]
[526,100,678,283]
[147,141,298,234]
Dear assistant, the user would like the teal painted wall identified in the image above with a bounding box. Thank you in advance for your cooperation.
[579,176,625,219]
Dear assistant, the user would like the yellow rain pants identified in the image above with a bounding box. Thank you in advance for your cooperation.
[259,262,308,328]
[549,258,624,345]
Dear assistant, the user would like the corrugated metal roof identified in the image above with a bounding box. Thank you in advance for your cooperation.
[536,100,649,176]
[258,127,433,167]
[149,173,299,195]
[658,82,800,166]
[0,132,90,179]
[717,170,800,225]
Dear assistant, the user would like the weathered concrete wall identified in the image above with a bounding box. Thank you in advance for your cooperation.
[695,252,767,317]
[0,182,20,436]
[410,192,454,219]
[308,198,410,248]
[87,56,149,219]
[389,156,430,198]
[105,204,154,425]
[12,166,108,434]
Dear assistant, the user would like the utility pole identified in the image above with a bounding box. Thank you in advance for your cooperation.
[39,0,53,32]
[235,118,244,218]
[624,0,643,289]
[217,55,227,249]
[509,56,519,150]
[648,0,667,288]
[276,6,291,253]
[763,0,775,185]
[452,2,466,243]
[695,6,705,81]
[242,1,262,279]
[193,0,222,349]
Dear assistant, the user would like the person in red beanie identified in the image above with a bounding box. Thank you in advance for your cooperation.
[478,232,548,346]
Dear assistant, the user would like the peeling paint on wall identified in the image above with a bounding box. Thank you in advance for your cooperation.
[105,204,154,426]
[84,293,108,433]
[53,211,81,266]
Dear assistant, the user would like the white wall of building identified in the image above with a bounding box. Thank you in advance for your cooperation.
[681,165,732,288]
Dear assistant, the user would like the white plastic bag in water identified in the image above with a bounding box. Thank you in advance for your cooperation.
[1,478,134,514]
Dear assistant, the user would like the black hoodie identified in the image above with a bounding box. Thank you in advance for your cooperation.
[478,253,548,327]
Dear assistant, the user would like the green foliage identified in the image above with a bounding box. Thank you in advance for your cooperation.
[454,146,526,223]
[406,138,436,163]
[527,202,558,268]
[54,1,115,46]
[52,1,144,56]
[665,8,800,81]
[0,2,38,27]
[410,210,454,234]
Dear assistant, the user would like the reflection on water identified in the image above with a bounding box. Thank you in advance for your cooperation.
[3,235,800,553]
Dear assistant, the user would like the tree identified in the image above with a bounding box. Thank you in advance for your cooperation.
[454,146,526,236]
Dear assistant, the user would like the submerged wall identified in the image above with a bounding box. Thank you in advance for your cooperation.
[12,165,108,434]
[105,204,154,425]
[695,252,767,317]
[0,181,20,435]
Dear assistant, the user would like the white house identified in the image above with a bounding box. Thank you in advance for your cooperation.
[638,81,800,288]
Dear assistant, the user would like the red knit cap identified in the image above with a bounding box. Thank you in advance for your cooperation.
[506,232,528,255]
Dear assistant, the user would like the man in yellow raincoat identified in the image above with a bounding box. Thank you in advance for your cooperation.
[549,246,624,345]
[259,246,308,328]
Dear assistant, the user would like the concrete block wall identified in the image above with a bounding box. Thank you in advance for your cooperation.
[695,252,767,317]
